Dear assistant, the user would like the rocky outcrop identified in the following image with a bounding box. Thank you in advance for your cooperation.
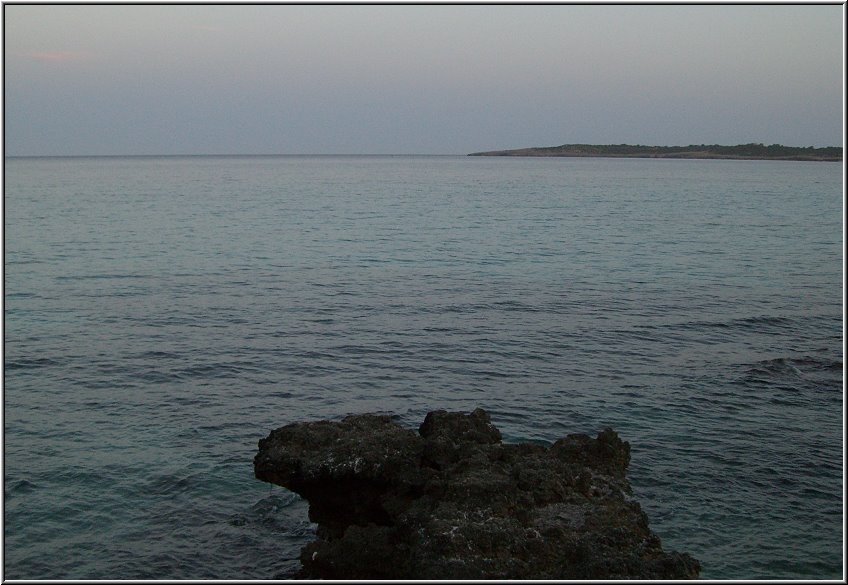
[254,408,700,579]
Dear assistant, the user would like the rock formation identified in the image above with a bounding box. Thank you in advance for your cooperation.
[254,408,700,579]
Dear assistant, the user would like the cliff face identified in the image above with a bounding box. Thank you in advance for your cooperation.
[254,408,700,579]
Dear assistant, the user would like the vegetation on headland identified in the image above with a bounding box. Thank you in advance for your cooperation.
[468,143,842,161]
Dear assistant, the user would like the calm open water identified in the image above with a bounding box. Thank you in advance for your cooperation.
[3,155,843,579]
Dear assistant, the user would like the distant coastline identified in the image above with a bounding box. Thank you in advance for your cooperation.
[468,143,842,162]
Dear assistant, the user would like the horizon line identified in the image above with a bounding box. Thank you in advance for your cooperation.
[5,142,843,159]
[3,153,466,159]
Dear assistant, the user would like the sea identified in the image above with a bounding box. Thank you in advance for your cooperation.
[3,154,843,579]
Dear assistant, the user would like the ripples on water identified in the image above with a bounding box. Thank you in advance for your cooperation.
[3,155,843,579]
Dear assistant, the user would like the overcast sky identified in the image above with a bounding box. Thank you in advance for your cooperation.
[3,4,844,155]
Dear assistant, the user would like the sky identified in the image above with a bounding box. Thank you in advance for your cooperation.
[2,4,844,156]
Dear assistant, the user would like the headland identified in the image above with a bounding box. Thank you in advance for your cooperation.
[468,143,842,161]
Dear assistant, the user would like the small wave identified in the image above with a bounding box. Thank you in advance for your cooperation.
[225,493,306,533]
[137,370,182,384]
[135,350,182,360]
[741,356,843,388]
[492,300,542,313]
[4,258,44,265]
[752,358,803,377]
[4,357,64,370]
[145,472,202,496]
[790,356,843,371]
[680,314,796,332]
[5,292,40,299]
[54,273,152,281]
[251,492,299,515]
[737,315,795,328]
[7,479,38,495]
[174,361,269,380]
[123,315,197,327]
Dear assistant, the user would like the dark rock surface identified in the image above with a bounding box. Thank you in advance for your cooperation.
[254,408,700,579]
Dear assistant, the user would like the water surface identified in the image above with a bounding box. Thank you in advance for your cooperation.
[4,155,843,578]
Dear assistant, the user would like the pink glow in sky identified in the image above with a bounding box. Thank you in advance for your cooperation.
[23,50,91,62]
